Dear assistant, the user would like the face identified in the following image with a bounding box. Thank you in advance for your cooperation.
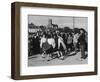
[43,35,45,37]
[80,30,83,34]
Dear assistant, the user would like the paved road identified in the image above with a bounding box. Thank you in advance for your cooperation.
[28,51,88,66]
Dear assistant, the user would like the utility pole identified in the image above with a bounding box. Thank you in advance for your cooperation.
[73,16,75,29]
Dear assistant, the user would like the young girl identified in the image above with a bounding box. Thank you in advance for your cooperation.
[40,34,47,58]
[57,34,67,60]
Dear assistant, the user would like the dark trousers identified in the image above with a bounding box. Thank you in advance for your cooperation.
[80,44,85,58]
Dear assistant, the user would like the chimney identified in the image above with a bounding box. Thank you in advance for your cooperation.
[48,19,52,28]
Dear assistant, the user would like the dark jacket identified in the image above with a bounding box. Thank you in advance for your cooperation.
[78,33,86,45]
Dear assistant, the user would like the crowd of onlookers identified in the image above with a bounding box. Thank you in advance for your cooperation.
[28,28,88,61]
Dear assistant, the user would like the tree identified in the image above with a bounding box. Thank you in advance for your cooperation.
[57,28,64,32]
[64,27,72,33]
[73,28,80,34]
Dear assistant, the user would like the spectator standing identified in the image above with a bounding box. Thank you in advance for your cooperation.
[78,29,86,59]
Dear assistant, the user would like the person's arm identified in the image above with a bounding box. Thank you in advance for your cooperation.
[58,38,60,50]
[40,39,42,48]
[61,40,66,50]
[52,39,55,48]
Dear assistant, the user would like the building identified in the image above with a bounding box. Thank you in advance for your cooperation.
[28,23,41,33]
[47,19,58,29]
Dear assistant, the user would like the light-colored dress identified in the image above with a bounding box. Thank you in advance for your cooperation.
[47,38,55,48]
[58,36,66,50]
[40,37,47,48]
[73,33,79,43]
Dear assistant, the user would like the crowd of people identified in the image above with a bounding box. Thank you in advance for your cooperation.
[28,28,88,61]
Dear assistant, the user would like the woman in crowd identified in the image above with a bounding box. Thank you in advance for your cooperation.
[57,34,67,60]
[40,33,47,58]
[67,33,73,53]
[73,33,79,52]
[34,33,40,54]
[46,34,56,61]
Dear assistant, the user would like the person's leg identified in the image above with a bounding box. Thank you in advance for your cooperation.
[68,43,72,52]
[47,47,53,61]
[42,50,46,58]
[74,43,77,52]
[57,51,60,58]
[80,45,85,58]
[59,51,64,60]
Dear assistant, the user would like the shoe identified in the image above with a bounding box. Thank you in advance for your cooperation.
[42,55,45,58]
[60,56,64,60]
[81,56,86,59]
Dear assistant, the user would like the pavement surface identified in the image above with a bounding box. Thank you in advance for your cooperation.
[28,51,88,66]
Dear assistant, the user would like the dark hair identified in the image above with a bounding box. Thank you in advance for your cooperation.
[48,33,53,38]
[57,33,61,37]
[42,32,46,37]
[80,28,86,33]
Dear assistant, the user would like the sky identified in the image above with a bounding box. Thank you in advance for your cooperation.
[28,15,88,31]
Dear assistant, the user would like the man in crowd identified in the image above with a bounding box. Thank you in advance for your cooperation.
[78,29,87,59]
